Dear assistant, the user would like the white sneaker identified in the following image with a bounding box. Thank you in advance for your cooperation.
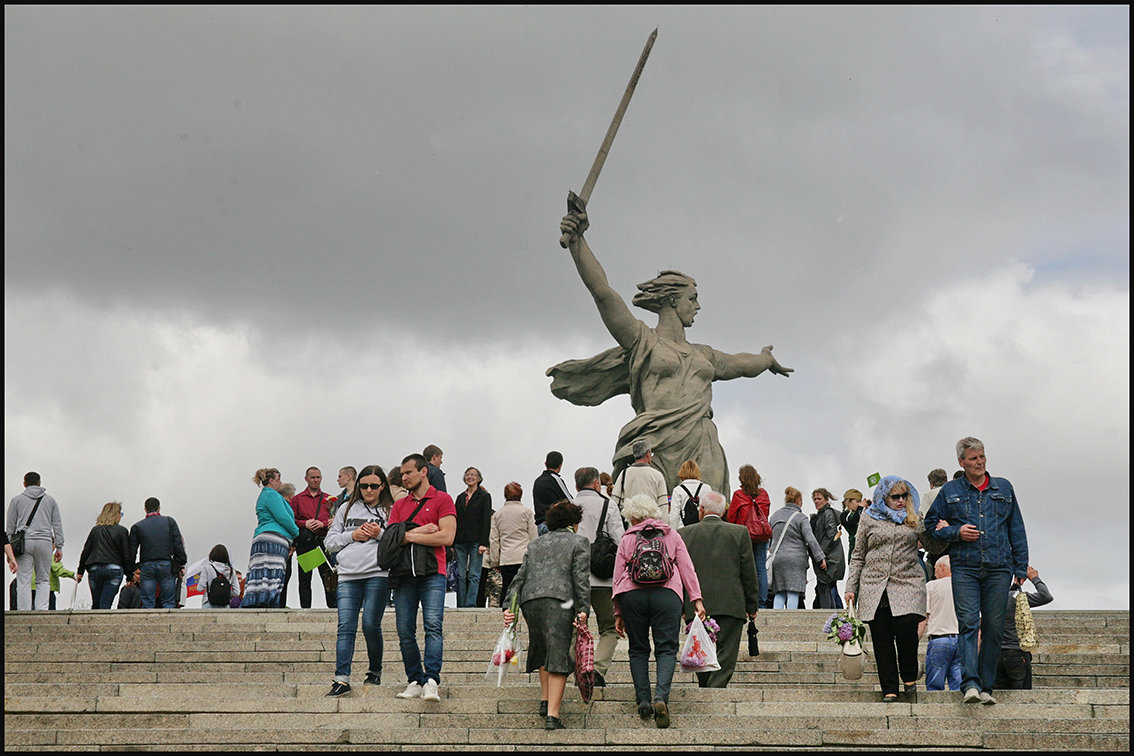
[979,690,997,705]
[962,687,981,704]
[396,681,422,699]
[421,679,441,702]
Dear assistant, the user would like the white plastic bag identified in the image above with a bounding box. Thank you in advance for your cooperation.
[838,602,865,680]
[69,580,92,612]
[679,615,721,672]
[485,624,523,687]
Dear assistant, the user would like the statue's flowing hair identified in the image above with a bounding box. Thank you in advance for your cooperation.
[631,270,696,313]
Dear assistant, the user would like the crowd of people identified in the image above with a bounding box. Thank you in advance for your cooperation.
[6,435,1043,729]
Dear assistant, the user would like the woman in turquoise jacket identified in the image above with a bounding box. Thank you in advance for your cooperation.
[242,468,300,608]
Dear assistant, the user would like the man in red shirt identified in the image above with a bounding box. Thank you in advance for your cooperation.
[287,467,337,608]
[390,453,456,703]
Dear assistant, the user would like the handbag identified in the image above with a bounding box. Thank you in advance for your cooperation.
[766,511,802,588]
[589,495,618,579]
[1015,588,1039,652]
[747,619,760,656]
[10,495,45,557]
[838,602,865,680]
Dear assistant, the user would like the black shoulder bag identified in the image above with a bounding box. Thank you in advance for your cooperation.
[10,495,45,557]
[590,495,618,579]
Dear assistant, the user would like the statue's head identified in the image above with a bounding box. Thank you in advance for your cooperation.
[632,270,699,326]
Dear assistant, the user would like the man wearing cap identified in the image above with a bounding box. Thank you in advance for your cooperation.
[609,439,668,513]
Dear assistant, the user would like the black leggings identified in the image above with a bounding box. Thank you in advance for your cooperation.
[867,594,921,695]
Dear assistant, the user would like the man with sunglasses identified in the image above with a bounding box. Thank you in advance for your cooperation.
[924,437,1029,706]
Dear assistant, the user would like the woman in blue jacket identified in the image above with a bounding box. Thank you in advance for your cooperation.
[242,468,300,608]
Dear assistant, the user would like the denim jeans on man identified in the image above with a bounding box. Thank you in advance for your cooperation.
[335,575,389,683]
[140,559,177,609]
[925,635,963,691]
[452,542,483,608]
[951,564,1012,693]
[393,572,446,685]
[87,563,125,610]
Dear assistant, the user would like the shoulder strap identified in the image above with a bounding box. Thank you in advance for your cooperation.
[597,495,611,538]
[23,495,45,528]
[406,497,428,525]
[770,511,803,560]
[679,483,693,499]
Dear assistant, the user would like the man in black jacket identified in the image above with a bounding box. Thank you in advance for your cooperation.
[129,497,187,609]
[532,451,573,534]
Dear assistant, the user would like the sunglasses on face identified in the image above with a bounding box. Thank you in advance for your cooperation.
[358,483,384,490]
[889,492,910,501]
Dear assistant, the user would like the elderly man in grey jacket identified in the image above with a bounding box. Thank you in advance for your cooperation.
[7,471,64,610]
[574,466,625,687]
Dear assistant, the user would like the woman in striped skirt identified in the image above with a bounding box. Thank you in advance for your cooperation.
[242,468,300,608]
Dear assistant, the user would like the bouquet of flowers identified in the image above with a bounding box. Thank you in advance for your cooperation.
[824,610,866,647]
[485,594,523,686]
[685,616,721,644]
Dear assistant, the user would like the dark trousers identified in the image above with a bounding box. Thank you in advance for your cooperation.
[695,615,744,688]
[866,596,921,696]
[995,648,1033,689]
[618,587,683,704]
[498,564,520,607]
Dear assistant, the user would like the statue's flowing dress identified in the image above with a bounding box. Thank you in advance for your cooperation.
[547,320,730,494]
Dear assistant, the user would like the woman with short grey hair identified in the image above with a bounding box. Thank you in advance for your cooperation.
[768,487,826,609]
[612,494,704,729]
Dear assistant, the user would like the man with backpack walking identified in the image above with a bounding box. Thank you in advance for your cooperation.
[573,466,625,687]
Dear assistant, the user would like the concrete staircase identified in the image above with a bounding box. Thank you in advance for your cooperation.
[4,608,1128,751]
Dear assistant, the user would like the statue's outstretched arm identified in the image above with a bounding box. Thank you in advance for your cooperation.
[714,345,794,381]
[560,212,639,349]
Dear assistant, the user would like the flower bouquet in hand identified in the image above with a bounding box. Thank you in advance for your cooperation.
[485,594,523,687]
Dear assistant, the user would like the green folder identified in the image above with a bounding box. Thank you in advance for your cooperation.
[867,472,881,487]
[297,547,327,573]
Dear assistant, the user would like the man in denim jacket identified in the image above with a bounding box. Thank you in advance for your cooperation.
[924,437,1028,706]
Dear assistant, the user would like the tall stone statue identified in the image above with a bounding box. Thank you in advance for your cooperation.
[548,210,793,496]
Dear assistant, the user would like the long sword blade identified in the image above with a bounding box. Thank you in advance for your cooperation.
[578,27,657,204]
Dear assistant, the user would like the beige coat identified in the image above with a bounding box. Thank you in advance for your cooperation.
[844,513,937,622]
[487,500,538,568]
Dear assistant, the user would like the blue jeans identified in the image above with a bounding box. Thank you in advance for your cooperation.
[140,560,177,609]
[335,575,389,683]
[452,543,483,607]
[751,540,769,607]
[951,564,1012,693]
[773,591,802,609]
[393,572,446,686]
[87,563,124,609]
[925,636,963,691]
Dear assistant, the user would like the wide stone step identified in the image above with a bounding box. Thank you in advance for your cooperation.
[5,609,1127,752]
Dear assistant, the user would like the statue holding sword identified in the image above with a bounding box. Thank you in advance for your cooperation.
[547,29,793,496]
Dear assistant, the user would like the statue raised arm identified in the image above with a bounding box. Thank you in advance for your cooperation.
[550,210,793,495]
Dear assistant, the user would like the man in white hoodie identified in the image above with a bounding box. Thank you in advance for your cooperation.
[7,471,64,610]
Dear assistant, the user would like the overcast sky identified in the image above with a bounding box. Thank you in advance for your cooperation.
[6,6,1128,610]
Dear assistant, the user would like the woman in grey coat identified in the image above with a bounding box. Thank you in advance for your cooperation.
[768,487,826,608]
[503,500,590,730]
[844,475,946,702]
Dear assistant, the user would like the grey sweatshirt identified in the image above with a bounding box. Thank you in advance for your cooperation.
[7,486,64,548]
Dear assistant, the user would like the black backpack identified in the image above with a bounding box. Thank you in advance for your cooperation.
[679,483,703,527]
[589,495,618,580]
[208,568,232,606]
